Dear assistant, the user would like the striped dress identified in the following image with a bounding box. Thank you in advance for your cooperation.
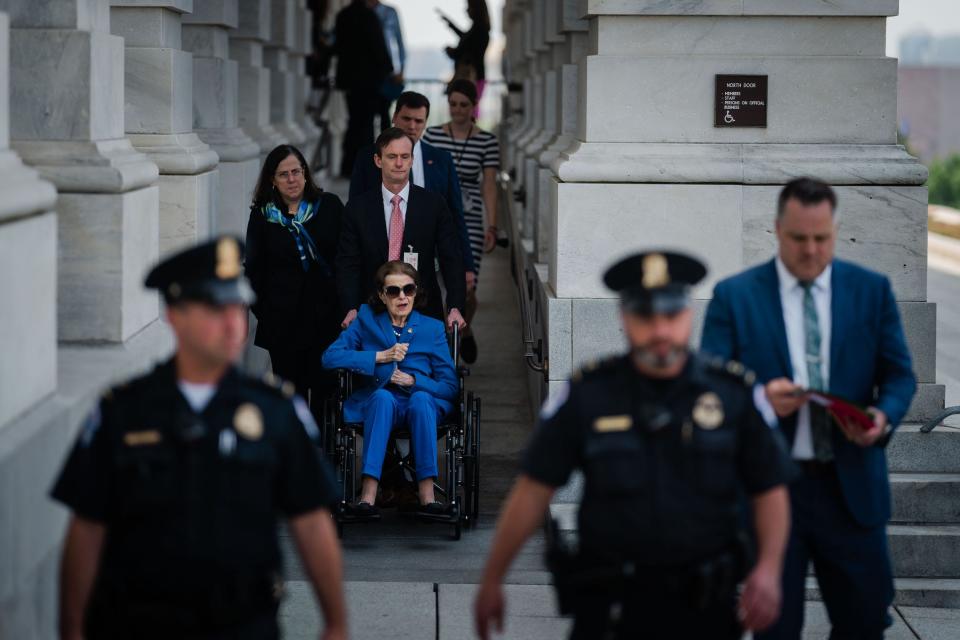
[423,125,501,276]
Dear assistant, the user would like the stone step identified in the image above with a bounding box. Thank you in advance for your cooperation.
[889,525,960,578]
[887,424,960,473]
[890,473,960,524]
[806,577,960,609]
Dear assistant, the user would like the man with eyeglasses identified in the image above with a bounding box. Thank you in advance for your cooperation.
[337,127,466,332]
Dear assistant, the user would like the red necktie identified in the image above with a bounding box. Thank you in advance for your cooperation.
[388,194,404,261]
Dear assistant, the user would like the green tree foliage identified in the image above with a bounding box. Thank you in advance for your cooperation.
[928,155,960,209]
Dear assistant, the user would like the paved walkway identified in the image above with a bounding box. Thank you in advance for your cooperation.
[275,209,960,637]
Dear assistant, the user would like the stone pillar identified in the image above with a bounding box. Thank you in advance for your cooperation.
[111,0,220,256]
[502,0,532,175]
[230,0,285,157]
[9,0,160,342]
[522,0,567,263]
[534,0,587,265]
[264,0,306,148]
[0,12,59,427]
[291,0,321,161]
[182,0,261,236]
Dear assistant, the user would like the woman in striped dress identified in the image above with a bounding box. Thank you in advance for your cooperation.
[423,79,500,363]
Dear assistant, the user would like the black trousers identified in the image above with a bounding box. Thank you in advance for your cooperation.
[269,344,337,419]
[756,465,894,640]
[569,591,742,640]
[340,87,379,178]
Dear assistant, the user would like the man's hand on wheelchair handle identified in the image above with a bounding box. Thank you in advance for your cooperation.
[340,309,358,329]
[447,308,467,331]
[376,343,409,364]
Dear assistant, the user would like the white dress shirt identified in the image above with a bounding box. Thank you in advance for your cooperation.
[775,257,832,460]
[381,182,410,238]
[178,381,216,413]
[411,139,425,188]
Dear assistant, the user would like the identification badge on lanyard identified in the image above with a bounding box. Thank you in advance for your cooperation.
[402,245,419,270]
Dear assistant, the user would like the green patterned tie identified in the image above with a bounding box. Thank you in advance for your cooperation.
[802,282,833,462]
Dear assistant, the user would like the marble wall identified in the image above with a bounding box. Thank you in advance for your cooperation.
[0,0,314,633]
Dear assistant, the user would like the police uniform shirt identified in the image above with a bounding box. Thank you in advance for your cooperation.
[522,354,794,566]
[50,358,338,615]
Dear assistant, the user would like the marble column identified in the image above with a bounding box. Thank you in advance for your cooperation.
[9,0,160,343]
[182,0,261,237]
[522,0,566,262]
[291,0,321,162]
[322,0,349,178]
[230,0,286,156]
[534,0,587,265]
[111,0,220,256]
[0,11,59,428]
[264,0,306,148]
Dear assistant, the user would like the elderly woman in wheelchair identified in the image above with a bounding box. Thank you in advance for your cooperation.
[322,261,457,522]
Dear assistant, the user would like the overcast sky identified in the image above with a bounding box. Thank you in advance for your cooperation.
[888,0,960,57]
[391,0,957,60]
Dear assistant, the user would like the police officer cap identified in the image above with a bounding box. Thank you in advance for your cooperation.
[603,251,706,315]
[144,236,256,306]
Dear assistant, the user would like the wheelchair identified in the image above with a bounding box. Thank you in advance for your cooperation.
[321,325,481,540]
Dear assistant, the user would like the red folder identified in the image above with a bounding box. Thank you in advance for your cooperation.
[806,391,875,431]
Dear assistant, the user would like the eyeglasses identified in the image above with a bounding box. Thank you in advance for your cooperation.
[383,284,417,298]
[275,168,303,180]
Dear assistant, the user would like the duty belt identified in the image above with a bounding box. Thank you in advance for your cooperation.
[545,519,749,614]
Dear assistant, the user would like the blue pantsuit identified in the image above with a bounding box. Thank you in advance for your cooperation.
[361,389,449,480]
[322,304,458,484]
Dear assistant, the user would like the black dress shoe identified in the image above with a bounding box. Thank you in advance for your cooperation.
[416,501,449,522]
[344,501,381,521]
[460,335,478,364]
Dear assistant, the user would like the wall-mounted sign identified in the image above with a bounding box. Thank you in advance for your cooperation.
[715,75,768,128]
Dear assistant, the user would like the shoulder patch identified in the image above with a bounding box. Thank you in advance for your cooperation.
[539,382,570,421]
[256,371,297,398]
[292,396,320,441]
[703,356,757,387]
[571,356,619,383]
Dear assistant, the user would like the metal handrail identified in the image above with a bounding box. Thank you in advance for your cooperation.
[920,406,960,433]
[498,171,548,382]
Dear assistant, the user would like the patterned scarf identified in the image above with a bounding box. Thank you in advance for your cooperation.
[261,200,329,275]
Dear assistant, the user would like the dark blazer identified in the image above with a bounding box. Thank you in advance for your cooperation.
[333,0,391,92]
[337,184,465,321]
[349,141,477,273]
[244,192,344,352]
[322,305,457,422]
[700,258,917,528]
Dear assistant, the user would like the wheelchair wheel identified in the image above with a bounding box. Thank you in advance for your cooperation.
[470,394,481,522]
[463,392,477,525]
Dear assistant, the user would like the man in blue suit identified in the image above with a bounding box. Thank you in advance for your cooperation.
[349,91,478,290]
[701,178,916,639]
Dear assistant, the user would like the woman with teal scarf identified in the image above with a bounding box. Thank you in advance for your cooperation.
[245,145,344,411]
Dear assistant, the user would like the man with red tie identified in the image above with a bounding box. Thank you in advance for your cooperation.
[337,127,466,331]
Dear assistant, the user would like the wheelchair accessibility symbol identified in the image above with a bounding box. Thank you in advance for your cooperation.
[724,111,735,124]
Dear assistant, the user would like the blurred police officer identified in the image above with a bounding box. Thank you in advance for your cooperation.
[52,237,347,640]
[474,251,795,640]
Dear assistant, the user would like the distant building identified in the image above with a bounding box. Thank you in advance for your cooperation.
[898,34,960,163]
